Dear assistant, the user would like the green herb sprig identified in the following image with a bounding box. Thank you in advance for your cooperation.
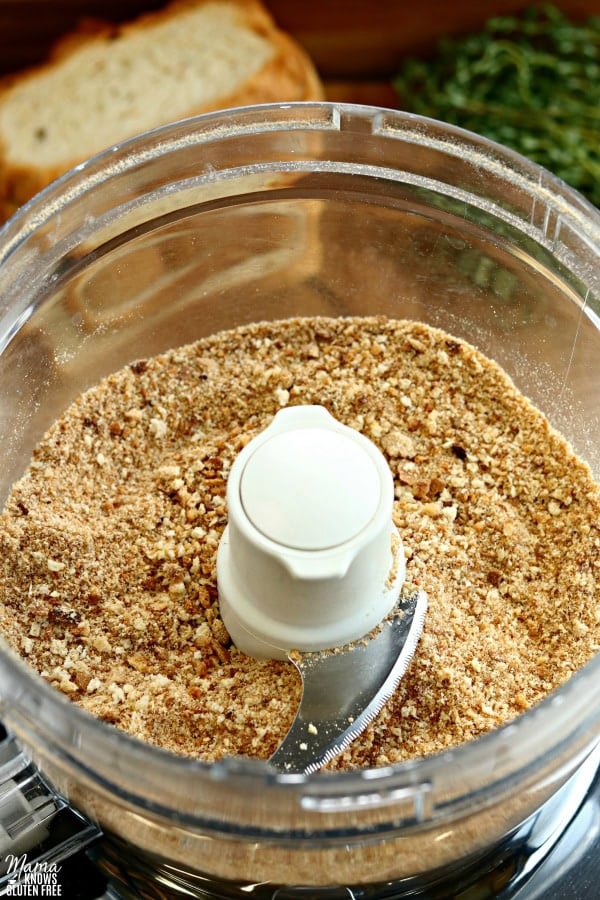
[393,5,600,207]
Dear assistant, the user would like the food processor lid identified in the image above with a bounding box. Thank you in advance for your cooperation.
[217,405,405,659]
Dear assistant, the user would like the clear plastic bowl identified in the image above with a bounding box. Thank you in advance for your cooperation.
[0,103,599,897]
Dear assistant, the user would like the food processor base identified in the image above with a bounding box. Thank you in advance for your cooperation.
[1,718,598,898]
[83,748,600,899]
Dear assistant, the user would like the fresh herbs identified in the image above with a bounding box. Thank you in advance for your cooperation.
[393,5,600,206]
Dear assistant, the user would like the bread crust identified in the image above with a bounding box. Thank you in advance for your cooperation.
[0,0,323,220]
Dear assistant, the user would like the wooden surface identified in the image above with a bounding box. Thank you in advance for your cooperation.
[0,0,599,104]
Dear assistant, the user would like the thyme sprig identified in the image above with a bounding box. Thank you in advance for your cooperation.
[393,5,600,206]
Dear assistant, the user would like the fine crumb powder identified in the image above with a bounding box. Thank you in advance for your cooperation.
[0,316,599,769]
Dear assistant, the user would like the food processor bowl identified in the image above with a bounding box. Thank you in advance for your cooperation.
[0,103,598,897]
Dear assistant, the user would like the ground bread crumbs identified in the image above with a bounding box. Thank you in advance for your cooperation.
[0,316,598,769]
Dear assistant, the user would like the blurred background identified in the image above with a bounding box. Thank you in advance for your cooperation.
[0,1,596,93]
[0,2,598,205]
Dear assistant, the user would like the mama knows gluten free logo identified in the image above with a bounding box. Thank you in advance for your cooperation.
[4,854,62,896]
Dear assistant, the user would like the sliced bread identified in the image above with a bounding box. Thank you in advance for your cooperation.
[0,0,323,221]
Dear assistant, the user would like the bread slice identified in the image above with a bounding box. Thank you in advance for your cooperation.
[0,0,323,221]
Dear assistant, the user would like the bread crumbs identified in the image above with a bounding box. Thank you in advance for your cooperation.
[0,316,598,769]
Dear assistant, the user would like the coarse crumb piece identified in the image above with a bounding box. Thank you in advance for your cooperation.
[0,316,599,768]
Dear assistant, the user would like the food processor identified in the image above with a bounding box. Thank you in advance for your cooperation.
[0,102,598,898]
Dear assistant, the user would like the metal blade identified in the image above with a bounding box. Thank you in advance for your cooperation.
[269,590,427,774]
